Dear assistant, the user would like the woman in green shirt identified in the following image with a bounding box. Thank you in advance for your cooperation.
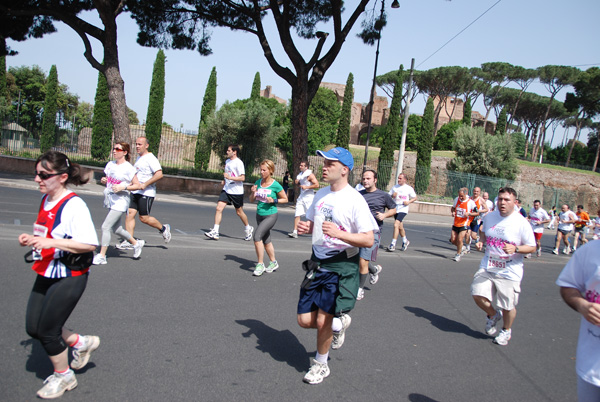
[249,159,288,276]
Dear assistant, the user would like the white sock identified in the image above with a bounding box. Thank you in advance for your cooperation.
[391,239,397,246]
[71,334,85,349]
[213,224,220,232]
[315,352,329,364]
[293,230,297,234]
[402,237,408,243]
[331,317,342,332]
[245,225,252,231]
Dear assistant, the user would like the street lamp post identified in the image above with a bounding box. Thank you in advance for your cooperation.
[362,0,400,173]
[395,57,415,179]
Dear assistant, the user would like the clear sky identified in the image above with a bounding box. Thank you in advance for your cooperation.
[5,0,600,147]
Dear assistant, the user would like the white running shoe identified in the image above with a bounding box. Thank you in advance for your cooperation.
[485,310,503,335]
[133,239,145,259]
[369,265,382,285]
[563,247,571,255]
[536,249,542,257]
[244,226,254,241]
[162,224,171,243]
[387,244,396,252]
[37,371,77,399]
[401,240,410,251]
[205,229,219,240]
[253,263,266,276]
[356,288,365,301]
[493,329,512,346]
[552,248,559,255]
[331,313,351,350]
[524,253,531,258]
[92,254,107,265]
[453,254,461,262]
[116,239,134,250]
[71,335,100,370]
[303,358,330,385]
[288,231,298,238]
[265,261,279,273]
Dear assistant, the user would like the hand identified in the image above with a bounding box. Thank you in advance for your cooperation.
[403,200,410,206]
[476,241,484,252]
[250,185,257,193]
[580,302,600,326]
[100,177,107,184]
[224,173,231,180]
[375,212,384,221]
[112,184,126,192]
[502,243,518,254]
[297,220,311,235]
[322,221,341,238]
[266,197,274,203]
[140,182,147,190]
[20,235,53,249]
[19,233,32,247]
[451,211,456,217]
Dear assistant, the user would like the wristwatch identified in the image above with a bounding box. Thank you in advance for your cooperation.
[515,246,520,253]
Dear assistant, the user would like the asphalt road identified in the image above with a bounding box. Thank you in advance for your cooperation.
[0,184,581,401]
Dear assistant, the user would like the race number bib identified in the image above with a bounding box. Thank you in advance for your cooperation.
[456,208,466,218]
[256,188,270,202]
[487,254,509,270]
[32,223,48,261]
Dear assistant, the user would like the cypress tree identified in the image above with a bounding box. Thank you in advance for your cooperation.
[145,50,166,154]
[91,70,113,160]
[40,65,59,152]
[195,67,217,170]
[462,98,472,127]
[377,67,403,188]
[250,72,261,100]
[0,53,6,98]
[495,106,507,135]
[415,97,434,194]
[336,72,354,148]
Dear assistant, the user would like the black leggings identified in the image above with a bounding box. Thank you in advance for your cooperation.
[26,273,88,356]
[254,213,278,244]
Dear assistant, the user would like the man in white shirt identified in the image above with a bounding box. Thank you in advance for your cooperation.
[553,204,578,255]
[387,173,417,251]
[527,200,550,257]
[472,187,536,346]
[121,137,171,248]
[296,147,376,385]
[205,144,253,241]
[483,192,494,213]
[287,161,319,238]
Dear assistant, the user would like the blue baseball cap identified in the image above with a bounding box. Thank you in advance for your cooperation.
[316,147,354,170]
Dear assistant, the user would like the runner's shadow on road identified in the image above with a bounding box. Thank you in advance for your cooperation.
[408,394,440,402]
[224,254,256,271]
[20,339,98,379]
[404,306,488,340]
[236,319,310,373]
[413,249,452,259]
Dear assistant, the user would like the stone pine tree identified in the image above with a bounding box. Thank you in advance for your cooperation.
[40,65,59,152]
[336,72,354,148]
[195,67,217,170]
[415,97,435,194]
[377,66,403,188]
[145,50,166,154]
[250,72,261,100]
[91,70,113,160]
[462,98,472,127]
[495,107,507,135]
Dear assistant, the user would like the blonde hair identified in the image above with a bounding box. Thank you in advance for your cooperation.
[260,159,275,175]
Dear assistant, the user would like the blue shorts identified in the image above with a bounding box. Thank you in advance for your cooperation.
[395,212,407,222]
[297,270,339,316]
[360,231,381,261]
[469,219,480,232]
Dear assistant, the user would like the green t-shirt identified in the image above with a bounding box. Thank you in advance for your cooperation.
[254,179,283,216]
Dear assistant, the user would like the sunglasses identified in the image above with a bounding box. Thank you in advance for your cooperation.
[35,171,63,180]
[113,147,124,152]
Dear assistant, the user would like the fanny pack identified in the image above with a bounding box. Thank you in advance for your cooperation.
[24,250,94,271]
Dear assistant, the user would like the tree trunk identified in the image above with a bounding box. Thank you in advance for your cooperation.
[290,82,310,180]
[566,122,582,167]
[523,126,531,158]
[529,126,539,161]
[592,140,600,172]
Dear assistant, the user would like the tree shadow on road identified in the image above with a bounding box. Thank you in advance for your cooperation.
[413,249,451,259]
[408,393,440,402]
[404,306,488,340]
[224,254,256,271]
[235,319,310,373]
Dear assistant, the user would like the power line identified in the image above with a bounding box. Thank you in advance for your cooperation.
[417,0,502,68]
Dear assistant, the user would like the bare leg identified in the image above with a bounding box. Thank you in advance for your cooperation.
[125,208,137,238]
[398,222,406,238]
[254,241,265,264]
[293,216,301,231]
[139,214,163,230]
[235,207,250,227]
[473,295,496,317]
[213,201,227,226]
[502,308,517,330]
[264,242,276,262]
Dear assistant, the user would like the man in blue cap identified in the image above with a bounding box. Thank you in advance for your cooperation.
[296,147,377,384]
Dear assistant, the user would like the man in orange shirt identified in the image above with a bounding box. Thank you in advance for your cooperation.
[450,187,479,262]
[573,205,590,251]
[466,187,488,253]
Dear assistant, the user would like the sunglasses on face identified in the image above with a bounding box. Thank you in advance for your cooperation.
[35,171,63,180]
[113,147,124,151]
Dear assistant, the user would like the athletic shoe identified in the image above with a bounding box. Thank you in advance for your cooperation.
[572,247,577,252]
[288,231,298,238]
[536,249,542,257]
[161,224,171,243]
[465,245,471,254]
[493,329,512,346]
[92,254,107,265]
[71,335,100,370]
[356,288,365,301]
[331,313,351,350]
[369,265,382,285]
[133,239,145,259]
[401,240,410,251]
[244,226,254,241]
[37,371,77,399]
[116,240,134,250]
[485,310,503,335]
[461,245,467,255]
[387,244,396,252]
[265,261,279,273]
[205,229,219,240]
[303,358,330,385]
[563,247,571,255]
[552,248,559,255]
[253,263,266,277]
[524,253,531,258]
[453,254,461,262]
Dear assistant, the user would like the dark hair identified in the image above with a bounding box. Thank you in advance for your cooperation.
[498,187,517,199]
[577,204,584,209]
[363,168,378,179]
[534,199,541,204]
[36,150,88,186]
[116,142,132,162]
[228,144,241,156]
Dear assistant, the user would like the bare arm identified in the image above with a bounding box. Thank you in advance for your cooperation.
[140,170,163,190]
[19,234,96,254]
[560,287,600,326]
[302,173,320,190]
[321,222,374,248]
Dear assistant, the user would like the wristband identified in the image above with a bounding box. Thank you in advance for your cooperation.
[273,199,278,204]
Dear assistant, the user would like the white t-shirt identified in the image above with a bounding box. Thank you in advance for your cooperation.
[389,184,416,214]
[558,210,578,232]
[223,158,245,195]
[593,217,600,236]
[297,169,316,198]
[132,153,162,197]
[479,210,536,282]
[528,207,550,234]
[307,184,378,260]
[485,199,494,214]
[556,240,600,387]
[104,161,136,212]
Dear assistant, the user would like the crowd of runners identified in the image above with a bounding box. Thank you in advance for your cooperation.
[15,141,600,400]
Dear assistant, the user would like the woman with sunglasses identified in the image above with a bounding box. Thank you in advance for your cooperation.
[18,151,100,399]
[93,142,144,265]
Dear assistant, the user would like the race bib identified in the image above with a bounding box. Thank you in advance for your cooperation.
[256,188,270,202]
[487,254,509,270]
[32,223,48,260]
[456,208,466,218]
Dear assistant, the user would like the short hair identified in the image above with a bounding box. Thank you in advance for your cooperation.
[398,173,407,180]
[136,136,149,145]
[498,187,517,199]
[228,144,241,156]
[577,204,584,209]
[260,159,275,175]
[363,168,377,179]
[533,199,541,204]
[300,160,309,166]
[459,187,468,195]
